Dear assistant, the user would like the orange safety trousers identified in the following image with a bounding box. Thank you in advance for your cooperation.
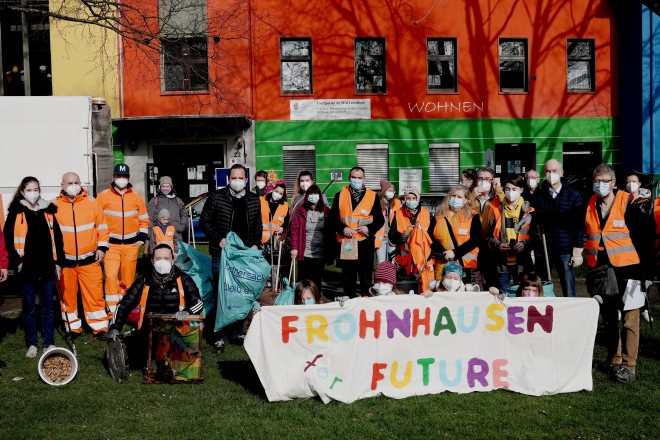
[60,263,108,334]
[104,244,140,317]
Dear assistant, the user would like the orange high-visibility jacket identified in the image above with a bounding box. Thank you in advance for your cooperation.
[433,212,479,269]
[585,191,640,268]
[261,198,289,244]
[13,212,57,261]
[492,203,534,243]
[54,189,109,265]
[394,208,432,266]
[337,187,377,242]
[375,197,401,249]
[137,277,184,330]
[154,225,176,250]
[97,185,149,245]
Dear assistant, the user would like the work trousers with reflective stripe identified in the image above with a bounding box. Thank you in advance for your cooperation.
[104,244,140,317]
[60,263,108,334]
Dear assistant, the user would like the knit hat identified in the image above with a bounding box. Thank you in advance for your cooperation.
[404,188,420,200]
[158,208,171,220]
[159,176,173,186]
[374,261,397,286]
[442,261,463,278]
[380,179,394,193]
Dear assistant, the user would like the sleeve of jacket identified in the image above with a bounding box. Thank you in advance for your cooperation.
[2,208,20,268]
[136,195,150,243]
[200,192,222,246]
[250,196,263,248]
[180,272,203,315]
[486,209,502,250]
[178,197,190,234]
[110,275,146,331]
[147,197,157,236]
[289,209,302,252]
[429,216,445,255]
[388,216,404,245]
[94,199,109,252]
[367,195,385,237]
[52,215,66,266]
[0,225,9,270]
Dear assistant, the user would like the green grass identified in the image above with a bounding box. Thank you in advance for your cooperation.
[1,306,659,440]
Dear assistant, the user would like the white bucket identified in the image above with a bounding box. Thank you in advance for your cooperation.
[38,347,78,386]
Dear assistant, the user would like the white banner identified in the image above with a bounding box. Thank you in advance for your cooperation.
[245,294,599,403]
[290,99,371,120]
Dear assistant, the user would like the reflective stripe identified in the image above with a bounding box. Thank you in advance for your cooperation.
[97,224,108,230]
[86,310,108,320]
[14,237,26,244]
[138,214,149,220]
[139,228,148,234]
[59,225,75,233]
[124,210,139,217]
[64,250,96,261]
[62,311,78,321]
[586,234,600,240]
[462,254,478,260]
[105,294,123,302]
[605,245,637,255]
[88,320,109,330]
[603,232,631,240]
[98,241,109,247]
[67,320,82,330]
[103,209,124,217]
[60,222,95,233]
[109,231,138,239]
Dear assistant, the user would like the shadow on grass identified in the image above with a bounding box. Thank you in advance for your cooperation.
[217,359,268,400]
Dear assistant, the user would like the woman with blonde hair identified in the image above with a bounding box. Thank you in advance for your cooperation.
[430,184,482,288]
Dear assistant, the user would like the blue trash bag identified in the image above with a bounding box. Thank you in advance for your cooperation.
[174,242,215,316]
[215,232,270,331]
[507,281,555,298]
[274,278,295,306]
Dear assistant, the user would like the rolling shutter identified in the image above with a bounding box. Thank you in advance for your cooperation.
[283,145,316,189]
[357,144,388,190]
[429,143,460,193]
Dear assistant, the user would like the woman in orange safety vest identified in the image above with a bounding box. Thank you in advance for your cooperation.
[375,179,401,264]
[261,181,290,245]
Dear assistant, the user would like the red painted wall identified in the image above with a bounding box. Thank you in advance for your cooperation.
[251,0,617,121]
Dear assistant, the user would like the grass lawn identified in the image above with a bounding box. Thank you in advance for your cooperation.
[1,301,659,440]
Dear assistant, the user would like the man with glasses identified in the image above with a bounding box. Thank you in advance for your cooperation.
[532,159,584,297]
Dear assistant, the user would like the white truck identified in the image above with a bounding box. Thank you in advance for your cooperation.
[0,96,113,225]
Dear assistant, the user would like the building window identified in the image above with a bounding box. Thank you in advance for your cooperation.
[567,39,595,92]
[356,144,389,189]
[283,145,316,189]
[355,38,386,93]
[280,38,312,94]
[429,143,460,193]
[160,0,208,92]
[427,38,457,92]
[499,38,528,92]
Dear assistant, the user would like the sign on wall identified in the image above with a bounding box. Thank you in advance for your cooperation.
[245,294,599,404]
[398,169,423,195]
[290,99,371,120]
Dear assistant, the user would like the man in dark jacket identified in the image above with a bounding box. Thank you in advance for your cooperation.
[109,244,203,366]
[199,163,262,353]
[532,159,584,297]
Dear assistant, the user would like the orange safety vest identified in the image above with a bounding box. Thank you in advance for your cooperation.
[154,225,176,250]
[375,197,401,249]
[476,196,501,241]
[97,185,149,244]
[13,212,57,261]
[492,202,534,243]
[394,208,431,266]
[54,189,109,263]
[433,212,479,269]
[137,277,185,330]
[585,191,640,268]
[337,186,377,242]
[261,199,289,244]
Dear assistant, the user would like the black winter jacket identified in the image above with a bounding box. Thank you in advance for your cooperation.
[110,266,203,331]
[199,187,263,256]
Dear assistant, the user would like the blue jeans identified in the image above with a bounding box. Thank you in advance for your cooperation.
[22,279,55,348]
[536,252,575,297]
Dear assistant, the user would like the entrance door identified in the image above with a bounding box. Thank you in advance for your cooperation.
[153,144,225,203]
[494,143,536,177]
[562,142,602,198]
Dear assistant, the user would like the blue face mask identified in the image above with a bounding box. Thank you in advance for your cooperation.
[350,178,363,190]
[405,200,419,210]
[448,197,463,209]
[593,182,611,197]
[303,298,316,305]
[307,194,320,204]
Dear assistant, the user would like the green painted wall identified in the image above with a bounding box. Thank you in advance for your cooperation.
[255,117,618,199]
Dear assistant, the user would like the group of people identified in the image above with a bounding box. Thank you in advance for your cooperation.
[0,164,202,365]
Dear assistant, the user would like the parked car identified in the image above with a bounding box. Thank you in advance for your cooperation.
[184,193,209,243]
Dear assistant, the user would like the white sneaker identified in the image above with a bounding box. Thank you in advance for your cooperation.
[26,346,38,358]
[44,345,56,353]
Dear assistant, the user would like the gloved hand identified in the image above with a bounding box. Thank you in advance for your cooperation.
[570,247,584,268]
[108,329,119,341]
[175,310,189,321]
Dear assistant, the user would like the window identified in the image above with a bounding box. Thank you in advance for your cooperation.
[427,38,457,92]
[160,0,208,92]
[499,38,528,92]
[356,144,388,189]
[283,145,316,189]
[567,39,595,92]
[429,143,460,193]
[280,38,312,94]
[355,38,386,93]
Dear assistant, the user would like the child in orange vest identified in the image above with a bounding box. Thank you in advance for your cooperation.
[148,209,177,254]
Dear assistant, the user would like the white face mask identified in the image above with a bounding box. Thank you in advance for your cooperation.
[272,192,283,201]
[114,177,129,189]
[626,182,639,194]
[506,190,521,203]
[23,191,40,204]
[153,259,172,275]
[593,182,611,198]
[256,181,266,190]
[384,190,395,200]
[300,181,311,191]
[442,278,462,292]
[65,184,81,198]
[527,179,538,189]
[230,178,246,193]
[480,180,492,192]
[307,194,320,204]
[373,283,393,295]
[546,172,560,186]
